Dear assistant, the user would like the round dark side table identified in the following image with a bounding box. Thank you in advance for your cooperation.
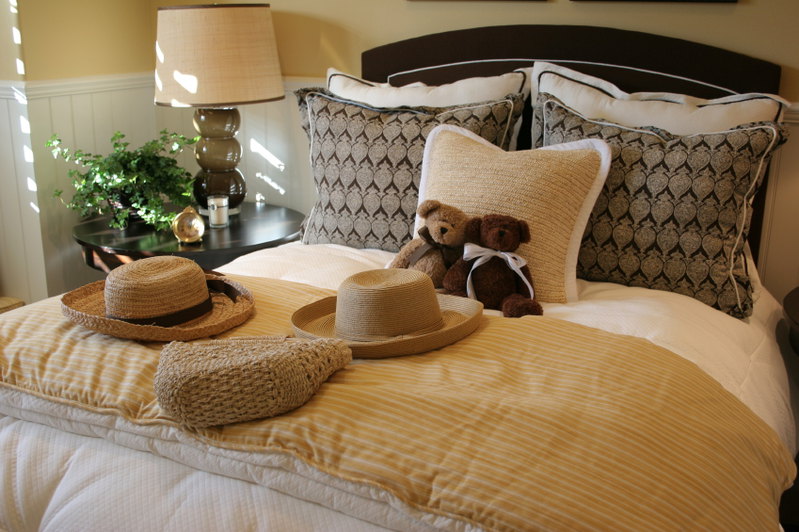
[73,202,305,272]
[785,287,799,354]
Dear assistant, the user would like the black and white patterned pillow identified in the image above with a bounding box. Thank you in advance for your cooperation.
[296,88,524,252]
[539,93,788,318]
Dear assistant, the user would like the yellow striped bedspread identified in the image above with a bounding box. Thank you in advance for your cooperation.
[0,274,794,531]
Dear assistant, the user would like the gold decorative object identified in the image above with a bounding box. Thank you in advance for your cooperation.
[171,207,205,243]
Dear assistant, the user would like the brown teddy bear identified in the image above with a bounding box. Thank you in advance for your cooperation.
[388,200,471,288]
[442,214,543,318]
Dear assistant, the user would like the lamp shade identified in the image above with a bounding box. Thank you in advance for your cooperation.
[155,4,283,107]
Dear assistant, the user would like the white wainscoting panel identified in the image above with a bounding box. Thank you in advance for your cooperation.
[16,73,322,299]
[0,82,48,304]
[758,107,799,304]
[25,73,159,298]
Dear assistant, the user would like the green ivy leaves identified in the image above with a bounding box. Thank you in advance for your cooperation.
[48,130,199,231]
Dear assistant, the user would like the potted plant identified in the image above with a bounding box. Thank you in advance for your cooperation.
[48,129,199,230]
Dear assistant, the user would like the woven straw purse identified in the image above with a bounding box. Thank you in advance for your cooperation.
[155,336,352,428]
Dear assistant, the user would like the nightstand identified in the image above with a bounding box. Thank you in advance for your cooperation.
[785,287,799,354]
[0,297,24,314]
[73,202,304,272]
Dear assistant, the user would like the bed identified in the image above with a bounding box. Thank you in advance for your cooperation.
[1,25,797,531]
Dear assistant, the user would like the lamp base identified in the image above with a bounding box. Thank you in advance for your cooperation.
[192,168,247,211]
[192,108,246,210]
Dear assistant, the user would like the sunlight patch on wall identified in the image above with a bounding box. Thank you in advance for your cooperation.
[256,172,285,196]
[249,138,285,171]
[12,86,25,104]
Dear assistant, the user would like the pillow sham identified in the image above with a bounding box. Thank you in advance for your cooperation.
[296,88,524,252]
[539,93,788,318]
[327,68,530,109]
[327,67,531,150]
[530,61,787,148]
[417,124,611,304]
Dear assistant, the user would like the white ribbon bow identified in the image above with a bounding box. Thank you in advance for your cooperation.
[463,243,535,301]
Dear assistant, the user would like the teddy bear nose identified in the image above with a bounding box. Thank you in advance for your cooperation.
[440,227,448,235]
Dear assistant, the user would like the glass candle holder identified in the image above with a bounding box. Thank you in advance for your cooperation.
[207,194,229,228]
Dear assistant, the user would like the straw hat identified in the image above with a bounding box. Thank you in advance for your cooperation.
[292,269,483,358]
[61,256,254,341]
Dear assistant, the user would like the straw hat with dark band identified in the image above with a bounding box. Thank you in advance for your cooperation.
[292,269,483,358]
[61,256,254,341]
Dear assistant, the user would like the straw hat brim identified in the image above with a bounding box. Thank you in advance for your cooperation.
[291,294,483,358]
[61,275,254,342]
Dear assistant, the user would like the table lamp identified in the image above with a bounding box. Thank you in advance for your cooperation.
[154,3,284,213]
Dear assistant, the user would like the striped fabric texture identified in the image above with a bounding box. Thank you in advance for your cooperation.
[0,274,794,531]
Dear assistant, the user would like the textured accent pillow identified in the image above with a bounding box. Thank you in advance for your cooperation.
[530,61,787,148]
[327,68,530,108]
[539,94,788,318]
[296,88,524,252]
[418,125,611,303]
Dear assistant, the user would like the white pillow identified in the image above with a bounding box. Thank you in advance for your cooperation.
[327,67,531,108]
[531,61,787,144]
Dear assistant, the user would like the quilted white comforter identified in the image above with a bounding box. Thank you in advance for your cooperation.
[0,243,795,532]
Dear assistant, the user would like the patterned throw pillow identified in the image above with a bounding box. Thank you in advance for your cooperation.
[296,88,524,252]
[539,94,788,318]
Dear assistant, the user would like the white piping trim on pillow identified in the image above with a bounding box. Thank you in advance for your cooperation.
[387,59,535,84]
[388,58,740,96]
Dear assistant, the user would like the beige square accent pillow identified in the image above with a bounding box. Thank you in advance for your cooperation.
[418,125,611,303]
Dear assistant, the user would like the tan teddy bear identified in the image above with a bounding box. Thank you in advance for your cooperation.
[388,200,471,288]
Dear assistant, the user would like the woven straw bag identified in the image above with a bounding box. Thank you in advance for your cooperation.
[155,336,351,428]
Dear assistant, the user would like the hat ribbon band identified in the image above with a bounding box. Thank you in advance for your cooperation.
[339,315,446,342]
[106,278,243,327]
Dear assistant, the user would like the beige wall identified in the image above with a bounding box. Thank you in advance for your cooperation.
[0,1,21,80]
[18,0,153,80]
[15,0,799,101]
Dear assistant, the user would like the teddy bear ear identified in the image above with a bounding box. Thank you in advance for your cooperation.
[518,219,531,244]
[464,217,482,242]
[417,199,442,217]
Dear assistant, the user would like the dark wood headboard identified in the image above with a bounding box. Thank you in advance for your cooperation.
[362,25,780,96]
[360,25,782,262]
